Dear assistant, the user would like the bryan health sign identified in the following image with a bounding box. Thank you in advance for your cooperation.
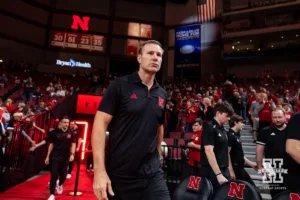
[175,24,201,68]
[56,59,91,68]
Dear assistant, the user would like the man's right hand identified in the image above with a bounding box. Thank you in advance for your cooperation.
[217,174,228,185]
[45,157,49,165]
[93,171,115,200]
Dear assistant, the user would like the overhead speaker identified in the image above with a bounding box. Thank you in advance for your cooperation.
[169,0,189,4]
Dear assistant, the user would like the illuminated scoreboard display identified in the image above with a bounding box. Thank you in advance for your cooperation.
[50,31,104,52]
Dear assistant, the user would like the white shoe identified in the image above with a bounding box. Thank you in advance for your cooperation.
[57,185,63,194]
[48,194,55,200]
[66,174,71,179]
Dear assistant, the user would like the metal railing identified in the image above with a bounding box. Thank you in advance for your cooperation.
[0,111,57,192]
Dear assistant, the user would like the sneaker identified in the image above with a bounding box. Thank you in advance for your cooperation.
[66,174,72,179]
[57,185,63,194]
[48,194,55,200]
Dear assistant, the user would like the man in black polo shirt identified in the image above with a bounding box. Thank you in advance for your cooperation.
[67,121,81,179]
[200,102,234,193]
[92,40,170,200]
[227,114,257,186]
[285,112,300,191]
[45,116,76,200]
[256,108,287,198]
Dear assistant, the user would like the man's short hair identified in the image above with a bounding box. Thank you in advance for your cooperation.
[192,118,203,126]
[272,107,286,115]
[213,101,234,117]
[138,40,163,55]
[229,114,244,128]
[60,116,70,122]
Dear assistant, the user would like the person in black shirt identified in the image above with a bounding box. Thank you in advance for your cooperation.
[256,108,287,198]
[67,121,81,179]
[285,112,300,191]
[227,115,257,186]
[92,40,170,200]
[200,102,234,193]
[45,116,76,200]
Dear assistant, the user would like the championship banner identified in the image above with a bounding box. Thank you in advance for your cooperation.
[50,31,104,52]
[175,24,201,68]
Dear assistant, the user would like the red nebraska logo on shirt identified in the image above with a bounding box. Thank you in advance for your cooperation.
[158,97,164,108]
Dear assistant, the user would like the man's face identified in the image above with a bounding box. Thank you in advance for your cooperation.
[137,43,163,74]
[236,121,245,131]
[217,112,230,125]
[70,122,76,129]
[60,119,70,130]
[192,122,202,132]
[272,110,285,128]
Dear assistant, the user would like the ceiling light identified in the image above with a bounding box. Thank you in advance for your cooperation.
[296,34,299,37]
[246,48,249,50]
[0,59,3,63]
[250,40,252,42]
[271,45,274,48]
[232,46,235,49]
[258,48,261,51]
[237,41,240,44]
[281,36,284,39]
[237,49,240,51]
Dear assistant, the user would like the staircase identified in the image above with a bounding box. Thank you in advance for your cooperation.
[226,125,272,200]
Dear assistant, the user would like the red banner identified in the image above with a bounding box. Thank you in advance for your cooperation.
[50,31,104,52]
[76,94,102,115]
[64,32,79,48]
[91,35,104,51]
[78,34,91,50]
[51,31,66,47]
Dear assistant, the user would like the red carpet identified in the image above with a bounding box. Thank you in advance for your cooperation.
[0,165,97,200]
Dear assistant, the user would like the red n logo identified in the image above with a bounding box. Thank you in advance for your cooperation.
[290,193,300,200]
[187,176,201,191]
[228,182,246,199]
[71,15,90,31]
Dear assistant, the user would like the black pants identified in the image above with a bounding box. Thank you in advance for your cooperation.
[50,158,68,194]
[199,166,231,194]
[269,182,286,198]
[86,152,93,169]
[108,170,170,200]
[284,174,300,191]
[68,153,78,174]
[233,165,255,186]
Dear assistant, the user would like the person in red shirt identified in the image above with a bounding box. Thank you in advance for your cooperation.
[283,103,293,123]
[184,99,198,132]
[258,93,276,131]
[181,118,202,181]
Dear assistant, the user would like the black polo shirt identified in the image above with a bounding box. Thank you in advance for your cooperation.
[98,71,167,178]
[227,129,244,167]
[200,119,228,168]
[285,112,300,176]
[46,129,76,161]
[71,128,80,146]
[256,125,287,160]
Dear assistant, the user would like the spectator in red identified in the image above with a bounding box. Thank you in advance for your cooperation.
[184,99,198,132]
[257,93,276,131]
[283,103,293,123]
[181,118,202,180]
[4,98,14,113]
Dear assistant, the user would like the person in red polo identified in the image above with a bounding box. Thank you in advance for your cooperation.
[181,118,202,180]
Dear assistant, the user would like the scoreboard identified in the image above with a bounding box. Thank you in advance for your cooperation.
[50,31,104,52]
